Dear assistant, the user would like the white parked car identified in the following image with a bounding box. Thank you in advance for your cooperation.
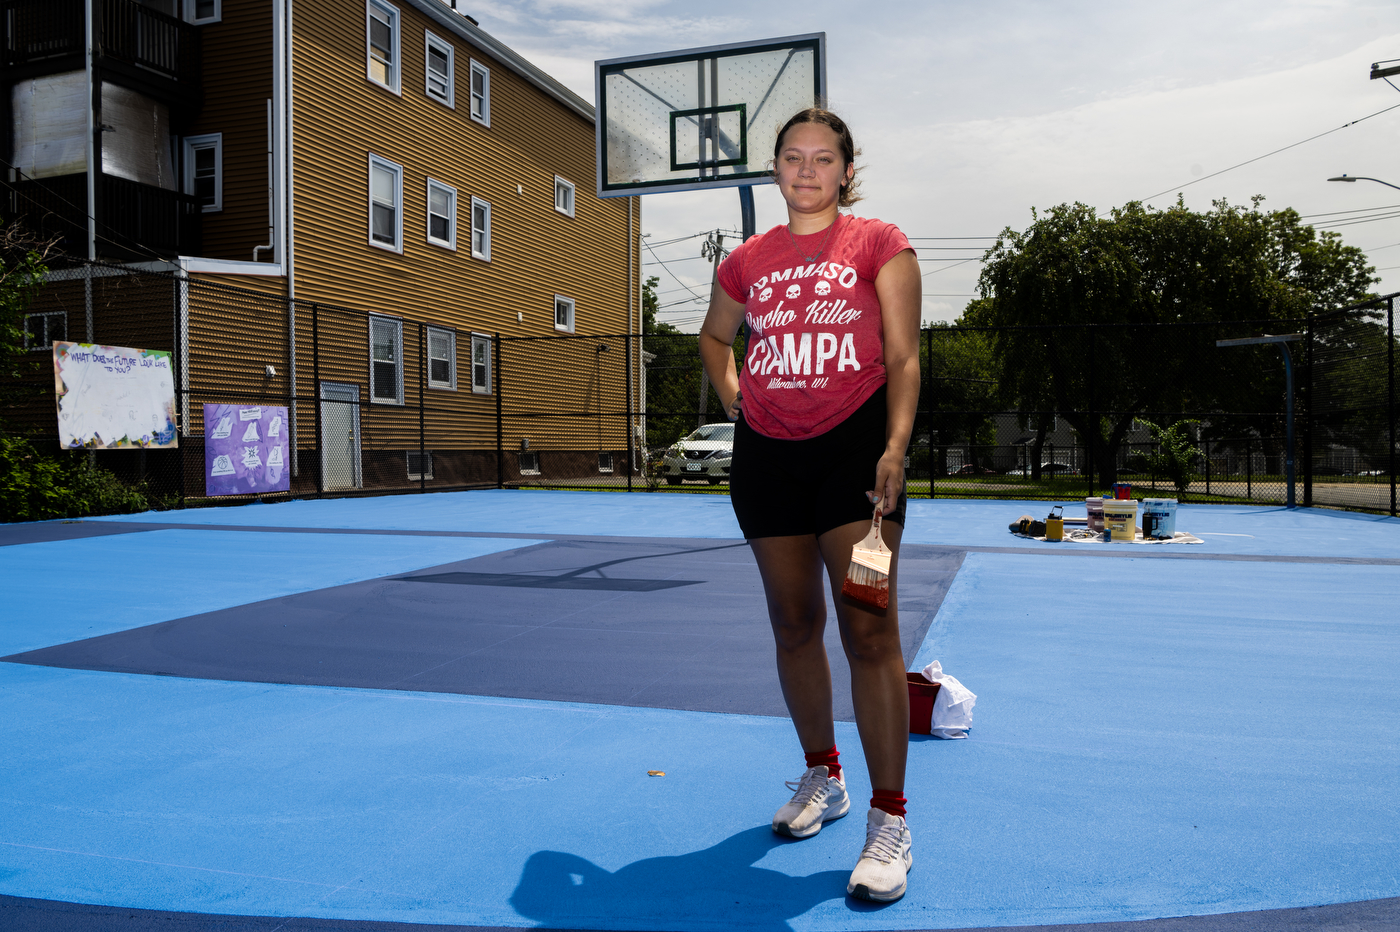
[662,423,734,485]
[1005,462,1078,476]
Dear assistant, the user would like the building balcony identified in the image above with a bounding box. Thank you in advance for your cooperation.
[1,0,200,105]
[8,171,201,260]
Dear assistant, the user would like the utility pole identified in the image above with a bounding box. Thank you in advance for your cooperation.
[697,229,727,426]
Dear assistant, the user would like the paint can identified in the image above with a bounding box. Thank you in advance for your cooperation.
[1085,497,1104,533]
[1102,498,1137,541]
[1141,498,1178,539]
[1114,482,1132,500]
[1045,504,1064,541]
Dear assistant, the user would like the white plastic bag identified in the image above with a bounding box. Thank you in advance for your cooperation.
[920,660,977,739]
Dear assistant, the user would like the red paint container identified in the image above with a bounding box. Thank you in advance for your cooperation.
[907,672,943,735]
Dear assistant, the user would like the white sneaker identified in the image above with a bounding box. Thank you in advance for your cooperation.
[847,808,913,901]
[771,765,849,838]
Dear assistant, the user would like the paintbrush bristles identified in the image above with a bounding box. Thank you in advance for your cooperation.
[843,501,892,609]
[842,561,890,609]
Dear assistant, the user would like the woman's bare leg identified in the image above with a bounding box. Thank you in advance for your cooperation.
[818,519,907,792]
[748,535,836,753]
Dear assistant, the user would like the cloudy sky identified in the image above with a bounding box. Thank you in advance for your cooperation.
[470,0,1400,328]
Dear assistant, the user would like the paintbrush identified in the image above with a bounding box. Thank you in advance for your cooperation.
[842,499,891,609]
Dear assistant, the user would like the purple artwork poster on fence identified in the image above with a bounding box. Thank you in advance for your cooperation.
[204,403,290,497]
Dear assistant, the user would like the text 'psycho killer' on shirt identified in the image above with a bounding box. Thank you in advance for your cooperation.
[745,261,865,381]
[717,216,910,440]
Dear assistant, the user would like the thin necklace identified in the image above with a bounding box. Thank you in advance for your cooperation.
[787,214,840,263]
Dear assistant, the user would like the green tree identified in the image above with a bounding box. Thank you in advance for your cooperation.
[959,296,1059,478]
[976,199,1376,486]
[1138,418,1201,499]
[0,221,151,521]
[922,318,998,475]
[641,276,703,448]
[1,221,55,402]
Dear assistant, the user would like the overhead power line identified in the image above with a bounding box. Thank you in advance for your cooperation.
[1317,210,1400,230]
[643,255,712,267]
[922,257,981,279]
[1301,203,1400,219]
[1140,101,1400,202]
[643,238,705,302]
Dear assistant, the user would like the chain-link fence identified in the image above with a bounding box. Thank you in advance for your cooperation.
[1306,295,1397,515]
[6,261,1396,515]
[918,319,1311,506]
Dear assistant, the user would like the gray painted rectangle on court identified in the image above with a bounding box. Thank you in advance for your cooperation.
[5,538,963,720]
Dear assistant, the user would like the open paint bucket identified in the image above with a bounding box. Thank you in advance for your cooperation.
[1141,498,1178,539]
[1102,498,1137,541]
[1085,497,1105,533]
[907,672,942,735]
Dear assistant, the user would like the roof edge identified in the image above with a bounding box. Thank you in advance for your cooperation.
[402,0,594,124]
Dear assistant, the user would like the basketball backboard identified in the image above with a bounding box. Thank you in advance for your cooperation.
[595,34,826,199]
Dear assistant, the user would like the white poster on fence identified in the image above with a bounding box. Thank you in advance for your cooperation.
[53,341,178,449]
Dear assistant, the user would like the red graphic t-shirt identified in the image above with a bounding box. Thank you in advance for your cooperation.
[717,214,912,440]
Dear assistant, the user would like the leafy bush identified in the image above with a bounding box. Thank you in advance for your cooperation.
[1138,419,1201,500]
[1,435,148,521]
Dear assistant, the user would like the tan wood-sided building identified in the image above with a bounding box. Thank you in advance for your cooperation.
[4,0,643,494]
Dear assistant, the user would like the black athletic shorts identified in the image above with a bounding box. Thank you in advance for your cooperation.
[730,385,907,540]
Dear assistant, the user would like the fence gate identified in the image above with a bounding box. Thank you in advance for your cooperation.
[319,381,362,491]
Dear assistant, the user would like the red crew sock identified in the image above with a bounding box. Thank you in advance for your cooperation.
[871,789,906,819]
[803,745,841,782]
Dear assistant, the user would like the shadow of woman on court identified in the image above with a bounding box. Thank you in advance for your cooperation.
[509,825,867,930]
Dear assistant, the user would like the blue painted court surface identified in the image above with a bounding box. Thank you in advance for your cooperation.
[2,491,1398,931]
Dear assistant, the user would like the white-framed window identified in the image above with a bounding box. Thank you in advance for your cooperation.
[426,179,456,249]
[519,451,540,475]
[369,315,403,404]
[368,155,403,252]
[598,452,613,474]
[470,196,491,261]
[407,449,433,480]
[554,176,575,217]
[470,332,491,394]
[427,326,455,390]
[183,134,222,212]
[424,32,454,107]
[469,60,490,126]
[184,0,220,25]
[366,0,400,93]
[24,311,65,351]
[553,294,575,333]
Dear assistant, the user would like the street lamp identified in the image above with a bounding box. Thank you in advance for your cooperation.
[1371,59,1400,81]
[1215,334,1302,508]
[1327,174,1400,192]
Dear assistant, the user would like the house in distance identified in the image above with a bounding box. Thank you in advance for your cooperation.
[3,0,643,496]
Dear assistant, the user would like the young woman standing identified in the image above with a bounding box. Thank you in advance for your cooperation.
[698,108,921,901]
